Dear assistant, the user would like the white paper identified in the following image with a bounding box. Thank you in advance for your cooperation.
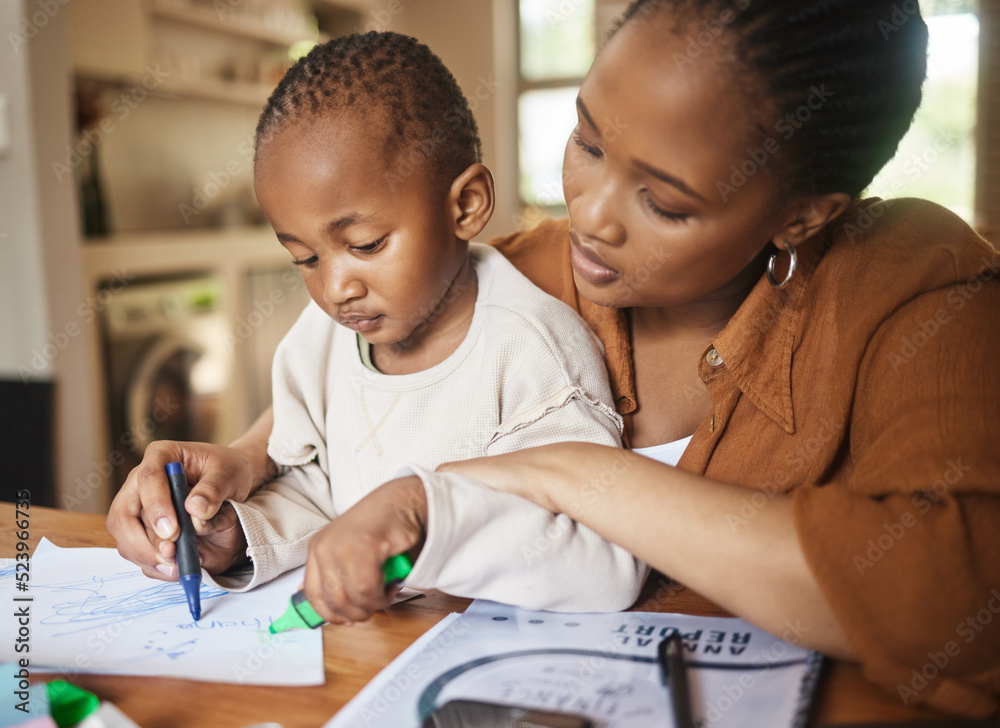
[0,539,323,685]
[327,600,821,728]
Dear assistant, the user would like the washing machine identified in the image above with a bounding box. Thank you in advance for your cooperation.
[99,274,233,491]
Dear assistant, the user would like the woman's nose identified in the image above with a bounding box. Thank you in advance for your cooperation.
[567,170,626,247]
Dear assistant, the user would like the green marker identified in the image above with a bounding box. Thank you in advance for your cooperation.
[46,680,100,727]
[269,553,414,634]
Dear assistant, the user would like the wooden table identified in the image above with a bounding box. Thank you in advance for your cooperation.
[0,503,948,727]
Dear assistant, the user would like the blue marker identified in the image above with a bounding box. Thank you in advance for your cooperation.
[165,462,202,621]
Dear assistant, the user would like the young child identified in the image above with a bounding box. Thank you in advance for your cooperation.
[198,32,646,616]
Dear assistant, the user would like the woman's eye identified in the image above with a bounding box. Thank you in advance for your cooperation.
[293,254,319,268]
[350,235,388,253]
[645,194,689,222]
[572,129,603,159]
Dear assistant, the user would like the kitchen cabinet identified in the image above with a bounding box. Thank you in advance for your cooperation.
[68,0,334,108]
[64,0,363,234]
[67,0,150,81]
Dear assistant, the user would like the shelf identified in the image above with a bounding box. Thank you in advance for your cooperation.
[75,66,275,108]
[81,226,289,283]
[156,75,275,107]
[149,1,316,47]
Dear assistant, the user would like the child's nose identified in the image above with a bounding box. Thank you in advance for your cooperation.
[322,267,365,304]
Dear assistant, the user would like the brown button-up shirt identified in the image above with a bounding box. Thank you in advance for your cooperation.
[489,198,1000,717]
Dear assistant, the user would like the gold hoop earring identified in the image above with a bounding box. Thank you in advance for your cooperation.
[766,240,797,289]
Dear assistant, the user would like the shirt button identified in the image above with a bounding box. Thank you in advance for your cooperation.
[706,348,724,367]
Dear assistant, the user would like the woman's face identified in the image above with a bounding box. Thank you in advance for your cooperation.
[562,10,792,310]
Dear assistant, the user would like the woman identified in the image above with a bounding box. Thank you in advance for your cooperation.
[108,0,1000,716]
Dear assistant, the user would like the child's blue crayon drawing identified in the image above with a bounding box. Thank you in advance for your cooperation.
[35,570,227,636]
[0,539,323,685]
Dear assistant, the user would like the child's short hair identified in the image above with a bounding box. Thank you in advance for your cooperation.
[255,31,482,187]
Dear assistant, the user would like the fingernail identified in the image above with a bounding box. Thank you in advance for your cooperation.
[156,563,173,576]
[188,495,209,516]
[155,518,173,539]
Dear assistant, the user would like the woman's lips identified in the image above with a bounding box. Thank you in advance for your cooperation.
[570,233,619,285]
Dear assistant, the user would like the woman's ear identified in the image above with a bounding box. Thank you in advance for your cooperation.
[447,163,495,241]
[779,193,852,248]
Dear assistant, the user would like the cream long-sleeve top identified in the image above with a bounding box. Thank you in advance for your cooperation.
[205,243,648,612]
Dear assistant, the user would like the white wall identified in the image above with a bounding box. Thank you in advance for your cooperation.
[390,0,520,240]
[0,1,52,380]
[1,0,101,511]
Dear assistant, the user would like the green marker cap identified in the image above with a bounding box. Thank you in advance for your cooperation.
[269,553,414,634]
[268,590,324,634]
[382,553,413,584]
[46,680,100,728]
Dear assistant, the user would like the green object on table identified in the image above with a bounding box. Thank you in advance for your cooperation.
[269,589,325,633]
[269,553,414,634]
[46,680,100,727]
[381,553,414,584]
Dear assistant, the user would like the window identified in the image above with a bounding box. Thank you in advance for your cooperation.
[865,0,979,221]
[515,1,983,225]
[517,0,596,213]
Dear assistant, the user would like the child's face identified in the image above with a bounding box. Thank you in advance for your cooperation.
[254,117,471,350]
[561,10,793,310]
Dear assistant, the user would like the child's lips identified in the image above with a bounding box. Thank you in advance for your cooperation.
[338,313,383,332]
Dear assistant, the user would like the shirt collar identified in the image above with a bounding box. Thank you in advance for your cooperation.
[712,231,830,435]
[575,228,832,438]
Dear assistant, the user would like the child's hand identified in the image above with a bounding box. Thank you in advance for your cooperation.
[107,440,259,580]
[303,476,427,624]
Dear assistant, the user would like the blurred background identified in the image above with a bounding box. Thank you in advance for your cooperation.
[0,0,995,512]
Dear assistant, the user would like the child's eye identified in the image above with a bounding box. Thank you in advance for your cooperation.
[293,254,319,268]
[645,194,689,223]
[350,235,388,254]
[572,129,603,159]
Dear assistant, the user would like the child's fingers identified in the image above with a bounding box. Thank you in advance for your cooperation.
[308,569,361,624]
[203,501,240,534]
[336,556,395,618]
[306,557,377,625]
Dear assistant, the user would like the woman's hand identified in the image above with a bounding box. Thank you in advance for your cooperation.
[450,443,856,659]
[107,439,262,580]
[154,500,249,578]
[438,442,623,513]
[303,476,427,625]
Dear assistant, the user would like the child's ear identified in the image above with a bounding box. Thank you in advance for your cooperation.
[447,163,495,241]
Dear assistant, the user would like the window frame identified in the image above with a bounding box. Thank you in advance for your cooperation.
[514,0,597,217]
[509,1,996,239]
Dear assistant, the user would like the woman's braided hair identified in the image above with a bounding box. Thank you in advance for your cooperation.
[616,0,929,198]
[255,31,481,185]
